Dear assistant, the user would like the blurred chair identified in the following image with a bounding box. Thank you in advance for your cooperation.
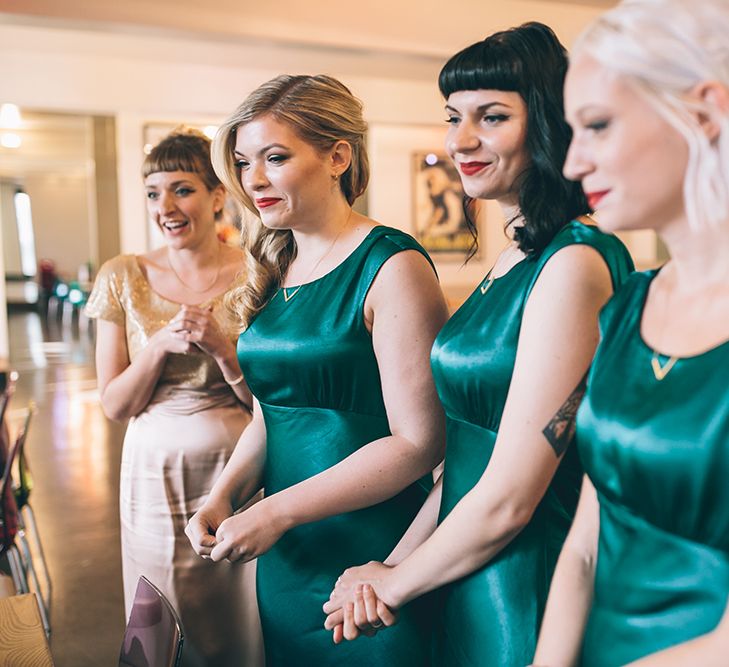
[12,401,52,635]
[0,392,25,596]
[119,576,184,667]
[0,593,54,666]
[0,404,51,637]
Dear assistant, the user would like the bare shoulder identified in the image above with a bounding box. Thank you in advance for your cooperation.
[137,248,166,274]
[374,246,436,286]
[220,243,245,276]
[366,247,446,332]
[530,243,614,304]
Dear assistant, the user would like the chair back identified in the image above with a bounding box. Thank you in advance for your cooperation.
[0,395,29,556]
[119,576,184,667]
[13,401,36,510]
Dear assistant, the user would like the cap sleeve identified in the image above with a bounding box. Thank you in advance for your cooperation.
[84,256,128,326]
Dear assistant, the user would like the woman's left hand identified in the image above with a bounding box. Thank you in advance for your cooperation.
[323,565,400,642]
[210,498,287,563]
[169,305,230,360]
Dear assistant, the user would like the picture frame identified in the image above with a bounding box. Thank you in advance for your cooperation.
[411,151,477,259]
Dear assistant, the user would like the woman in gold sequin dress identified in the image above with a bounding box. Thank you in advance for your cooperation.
[85,128,263,667]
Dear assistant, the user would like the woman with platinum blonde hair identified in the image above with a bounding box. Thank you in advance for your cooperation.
[533,1,729,665]
[185,74,448,665]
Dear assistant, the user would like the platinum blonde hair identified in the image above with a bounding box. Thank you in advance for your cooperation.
[573,0,729,230]
[211,74,369,329]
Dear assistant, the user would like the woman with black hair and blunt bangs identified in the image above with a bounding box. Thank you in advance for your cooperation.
[324,22,634,665]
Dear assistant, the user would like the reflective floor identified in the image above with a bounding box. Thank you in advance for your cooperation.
[7,307,126,666]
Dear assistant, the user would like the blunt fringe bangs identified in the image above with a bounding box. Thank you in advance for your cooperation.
[142,127,221,192]
[439,22,589,258]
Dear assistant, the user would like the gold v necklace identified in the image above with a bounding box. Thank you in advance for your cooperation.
[282,209,353,303]
[648,280,679,382]
[480,242,521,296]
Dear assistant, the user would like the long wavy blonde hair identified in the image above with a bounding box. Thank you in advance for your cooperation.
[211,75,369,329]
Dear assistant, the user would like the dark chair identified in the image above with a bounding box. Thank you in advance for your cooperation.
[0,405,51,638]
[119,576,184,667]
[0,385,27,598]
[10,400,52,636]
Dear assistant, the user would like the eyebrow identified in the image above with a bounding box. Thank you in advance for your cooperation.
[445,101,513,114]
[234,143,290,157]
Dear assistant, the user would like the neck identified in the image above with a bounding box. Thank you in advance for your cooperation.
[291,198,353,258]
[167,234,221,269]
[497,199,523,241]
[658,216,729,291]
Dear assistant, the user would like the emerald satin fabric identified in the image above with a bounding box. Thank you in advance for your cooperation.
[237,226,435,666]
[430,221,634,666]
[578,270,729,666]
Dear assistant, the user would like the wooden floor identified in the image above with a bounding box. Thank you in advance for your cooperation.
[7,308,126,666]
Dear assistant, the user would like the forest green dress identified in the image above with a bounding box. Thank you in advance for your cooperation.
[430,221,634,666]
[236,226,434,666]
[578,270,729,666]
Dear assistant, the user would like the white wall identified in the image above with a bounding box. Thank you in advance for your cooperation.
[23,172,94,278]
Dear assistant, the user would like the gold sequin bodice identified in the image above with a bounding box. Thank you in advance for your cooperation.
[86,254,244,396]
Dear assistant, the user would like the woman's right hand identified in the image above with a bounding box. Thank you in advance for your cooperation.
[185,499,234,558]
[149,311,196,357]
[328,584,399,643]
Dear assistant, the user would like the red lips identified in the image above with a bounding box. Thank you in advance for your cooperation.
[459,162,490,176]
[586,190,610,210]
[255,198,281,209]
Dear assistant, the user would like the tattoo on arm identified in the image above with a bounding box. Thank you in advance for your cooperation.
[542,373,588,458]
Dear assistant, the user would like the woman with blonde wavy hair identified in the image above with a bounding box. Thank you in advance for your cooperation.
[185,74,448,665]
[533,1,729,665]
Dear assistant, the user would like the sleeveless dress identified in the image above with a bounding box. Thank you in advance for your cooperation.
[236,226,435,666]
[430,221,634,666]
[577,270,729,666]
[85,255,264,667]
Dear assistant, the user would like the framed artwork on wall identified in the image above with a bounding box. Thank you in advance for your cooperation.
[411,151,477,260]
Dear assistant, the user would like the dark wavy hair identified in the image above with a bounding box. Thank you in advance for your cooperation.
[439,22,589,258]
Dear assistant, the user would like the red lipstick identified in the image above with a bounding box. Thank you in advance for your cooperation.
[459,162,490,176]
[255,198,281,209]
[586,190,610,210]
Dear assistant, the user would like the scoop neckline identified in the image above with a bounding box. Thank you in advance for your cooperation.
[131,255,231,308]
[636,269,729,361]
[280,225,383,291]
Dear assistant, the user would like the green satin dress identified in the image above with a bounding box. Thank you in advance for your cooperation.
[430,221,634,666]
[237,226,435,666]
[578,270,729,666]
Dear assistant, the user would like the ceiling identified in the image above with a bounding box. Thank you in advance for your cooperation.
[0,0,619,61]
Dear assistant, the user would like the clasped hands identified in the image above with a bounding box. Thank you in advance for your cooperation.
[185,497,286,563]
[322,561,400,643]
[159,304,229,359]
